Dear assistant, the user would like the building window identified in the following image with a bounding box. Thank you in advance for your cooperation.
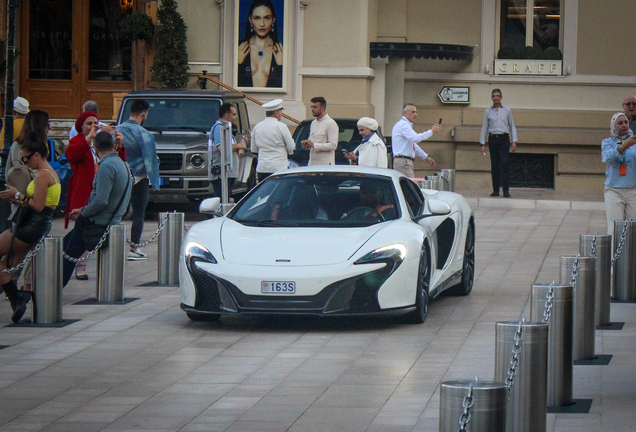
[498,0,561,58]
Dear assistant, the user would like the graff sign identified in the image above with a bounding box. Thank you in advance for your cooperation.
[494,60,562,76]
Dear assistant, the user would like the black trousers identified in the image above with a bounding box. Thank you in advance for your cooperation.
[130,178,150,246]
[488,134,511,193]
[257,172,272,183]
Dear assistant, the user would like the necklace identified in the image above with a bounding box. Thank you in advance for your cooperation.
[254,40,273,57]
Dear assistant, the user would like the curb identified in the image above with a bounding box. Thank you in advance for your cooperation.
[465,197,605,211]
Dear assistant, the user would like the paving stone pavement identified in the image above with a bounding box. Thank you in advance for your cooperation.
[0,207,632,431]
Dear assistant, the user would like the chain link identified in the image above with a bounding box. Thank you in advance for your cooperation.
[542,280,555,324]
[0,235,47,273]
[590,233,597,257]
[63,225,111,263]
[611,220,630,266]
[570,254,580,289]
[126,213,170,249]
[506,321,523,394]
[457,383,475,432]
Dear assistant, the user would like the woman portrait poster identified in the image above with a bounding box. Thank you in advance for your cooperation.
[237,0,284,89]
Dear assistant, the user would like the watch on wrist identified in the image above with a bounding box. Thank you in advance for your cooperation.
[14,192,20,201]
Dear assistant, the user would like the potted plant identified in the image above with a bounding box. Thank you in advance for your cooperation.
[119,11,155,90]
[152,0,189,89]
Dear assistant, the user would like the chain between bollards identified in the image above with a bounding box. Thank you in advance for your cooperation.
[0,235,46,273]
[569,254,580,289]
[126,211,189,248]
[63,226,111,263]
[590,233,597,256]
[456,383,474,432]
[611,220,630,266]
[505,320,523,394]
[542,280,555,324]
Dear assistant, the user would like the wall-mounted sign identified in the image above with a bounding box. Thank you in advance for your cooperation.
[438,86,470,104]
[494,60,562,76]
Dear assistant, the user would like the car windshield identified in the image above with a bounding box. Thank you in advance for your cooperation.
[230,173,400,227]
[119,98,222,132]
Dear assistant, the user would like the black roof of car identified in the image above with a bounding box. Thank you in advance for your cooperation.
[122,89,245,99]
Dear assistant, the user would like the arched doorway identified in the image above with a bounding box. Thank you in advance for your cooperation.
[20,0,135,119]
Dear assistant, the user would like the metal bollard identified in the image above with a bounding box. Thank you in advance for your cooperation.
[613,220,636,301]
[96,225,126,302]
[422,178,432,189]
[530,284,574,407]
[428,174,440,191]
[494,321,548,432]
[439,380,507,432]
[580,234,612,326]
[560,256,596,361]
[158,212,184,285]
[436,172,449,191]
[32,236,63,323]
[441,168,456,192]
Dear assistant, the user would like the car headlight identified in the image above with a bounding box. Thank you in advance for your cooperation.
[354,244,407,272]
[189,153,205,169]
[184,242,216,273]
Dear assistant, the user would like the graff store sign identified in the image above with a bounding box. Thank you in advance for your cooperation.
[494,60,562,76]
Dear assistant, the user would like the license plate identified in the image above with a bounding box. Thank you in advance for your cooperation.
[261,281,296,294]
[159,178,164,185]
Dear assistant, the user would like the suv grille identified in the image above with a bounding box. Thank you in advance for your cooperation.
[158,153,183,171]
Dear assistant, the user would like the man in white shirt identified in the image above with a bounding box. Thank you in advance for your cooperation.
[301,96,339,166]
[251,99,295,182]
[69,101,107,139]
[391,103,441,178]
[479,89,518,197]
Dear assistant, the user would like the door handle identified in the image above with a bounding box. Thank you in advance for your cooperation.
[72,62,79,73]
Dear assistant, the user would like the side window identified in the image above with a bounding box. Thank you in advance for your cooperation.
[237,102,250,134]
[400,179,424,217]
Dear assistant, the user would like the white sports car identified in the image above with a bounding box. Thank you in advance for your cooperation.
[179,166,474,324]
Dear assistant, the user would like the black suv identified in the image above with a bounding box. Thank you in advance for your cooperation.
[117,90,256,201]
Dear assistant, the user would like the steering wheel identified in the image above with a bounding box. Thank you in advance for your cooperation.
[342,207,385,222]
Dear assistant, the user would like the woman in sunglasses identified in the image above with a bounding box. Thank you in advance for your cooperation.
[0,132,61,322]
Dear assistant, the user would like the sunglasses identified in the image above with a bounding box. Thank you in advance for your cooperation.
[21,153,34,163]
[624,102,636,107]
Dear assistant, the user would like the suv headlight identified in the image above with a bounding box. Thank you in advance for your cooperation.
[184,242,216,273]
[189,153,205,169]
[354,244,407,272]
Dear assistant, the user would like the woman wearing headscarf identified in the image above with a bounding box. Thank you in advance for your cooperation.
[602,112,636,234]
[343,117,388,168]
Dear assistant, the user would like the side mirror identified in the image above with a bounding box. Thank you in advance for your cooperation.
[199,197,221,215]
[427,199,451,215]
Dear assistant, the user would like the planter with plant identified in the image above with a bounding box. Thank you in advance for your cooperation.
[152,0,189,89]
[119,11,155,90]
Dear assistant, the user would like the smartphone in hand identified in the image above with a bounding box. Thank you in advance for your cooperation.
[439,118,443,125]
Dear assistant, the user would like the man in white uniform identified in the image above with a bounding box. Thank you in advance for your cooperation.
[250,99,295,182]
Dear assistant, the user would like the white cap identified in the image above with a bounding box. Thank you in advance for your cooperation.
[357,117,378,131]
[262,99,284,111]
[13,97,29,115]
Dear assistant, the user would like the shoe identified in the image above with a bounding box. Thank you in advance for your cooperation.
[11,291,30,324]
[2,281,19,310]
[75,273,89,281]
[127,248,148,261]
[503,191,511,198]
[490,192,499,197]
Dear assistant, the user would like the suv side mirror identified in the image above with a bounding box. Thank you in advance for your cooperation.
[199,197,221,215]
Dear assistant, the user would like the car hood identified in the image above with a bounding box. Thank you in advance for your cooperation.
[153,133,207,150]
[220,219,384,266]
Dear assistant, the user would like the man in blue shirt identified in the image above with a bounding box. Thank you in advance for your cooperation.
[117,100,160,260]
[209,103,246,200]
[479,89,518,198]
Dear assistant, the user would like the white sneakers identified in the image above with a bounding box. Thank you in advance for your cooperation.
[127,248,148,261]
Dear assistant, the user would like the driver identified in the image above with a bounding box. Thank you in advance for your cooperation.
[360,180,396,220]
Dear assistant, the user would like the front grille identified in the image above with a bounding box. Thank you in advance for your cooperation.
[158,153,183,171]
[192,267,221,310]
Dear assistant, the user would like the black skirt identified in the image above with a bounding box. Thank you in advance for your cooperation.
[13,207,54,244]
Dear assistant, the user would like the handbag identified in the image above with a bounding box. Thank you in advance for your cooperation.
[81,164,131,251]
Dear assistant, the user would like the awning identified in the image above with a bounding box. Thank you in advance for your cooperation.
[370,43,473,61]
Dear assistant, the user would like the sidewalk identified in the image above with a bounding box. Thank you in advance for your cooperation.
[0,207,630,432]
[457,187,605,211]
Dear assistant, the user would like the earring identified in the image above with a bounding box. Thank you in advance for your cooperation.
[250,24,253,31]
[271,24,274,32]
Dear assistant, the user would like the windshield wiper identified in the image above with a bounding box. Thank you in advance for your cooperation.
[256,219,298,227]
[165,126,204,131]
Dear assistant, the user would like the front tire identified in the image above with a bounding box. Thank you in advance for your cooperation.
[402,243,430,324]
[446,221,475,296]
[187,312,221,322]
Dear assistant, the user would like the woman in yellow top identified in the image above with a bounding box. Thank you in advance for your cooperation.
[0,131,61,322]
